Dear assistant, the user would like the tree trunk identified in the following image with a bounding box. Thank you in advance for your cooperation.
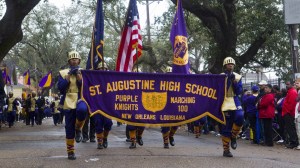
[0,0,41,62]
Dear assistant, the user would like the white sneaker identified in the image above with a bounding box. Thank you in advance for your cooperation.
[277,139,284,144]
[296,145,300,150]
[209,131,215,134]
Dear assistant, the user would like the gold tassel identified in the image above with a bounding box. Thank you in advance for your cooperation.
[103,130,109,139]
[222,136,230,151]
[194,126,200,138]
[136,128,144,138]
[96,132,104,144]
[66,138,75,153]
[162,132,170,144]
[231,123,242,138]
[75,119,85,130]
[169,127,178,137]
[129,130,136,142]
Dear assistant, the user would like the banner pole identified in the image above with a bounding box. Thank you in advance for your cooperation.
[136,46,139,72]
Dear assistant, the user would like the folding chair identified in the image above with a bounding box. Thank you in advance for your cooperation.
[272,122,282,141]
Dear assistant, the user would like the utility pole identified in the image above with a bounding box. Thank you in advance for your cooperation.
[140,0,163,45]
[284,0,300,80]
[289,25,299,76]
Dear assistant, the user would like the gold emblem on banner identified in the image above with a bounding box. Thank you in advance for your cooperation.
[173,35,188,66]
[142,91,167,113]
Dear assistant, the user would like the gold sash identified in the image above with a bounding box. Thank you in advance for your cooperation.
[30,97,36,112]
[60,68,79,110]
[221,72,242,111]
[8,97,15,112]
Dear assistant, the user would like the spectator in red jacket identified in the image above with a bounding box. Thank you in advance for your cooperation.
[282,81,299,149]
[258,84,275,146]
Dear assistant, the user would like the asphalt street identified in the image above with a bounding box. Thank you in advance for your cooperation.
[0,118,299,168]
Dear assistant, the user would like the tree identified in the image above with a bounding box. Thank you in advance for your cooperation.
[5,2,93,91]
[166,0,288,75]
[0,0,41,62]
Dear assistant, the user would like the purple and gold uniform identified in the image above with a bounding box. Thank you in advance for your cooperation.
[29,92,37,127]
[94,113,112,149]
[93,63,113,149]
[220,57,244,157]
[57,51,87,160]
[193,116,207,138]
[128,125,145,148]
[161,126,178,148]
[6,92,18,128]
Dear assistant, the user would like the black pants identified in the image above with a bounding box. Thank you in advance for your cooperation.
[248,113,257,143]
[29,111,35,126]
[126,125,130,139]
[82,115,95,140]
[59,112,64,124]
[36,109,44,125]
[262,118,273,146]
[53,113,60,125]
[25,111,30,125]
[283,114,299,146]
[276,113,285,140]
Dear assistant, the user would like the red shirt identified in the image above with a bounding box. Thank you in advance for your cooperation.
[258,93,275,119]
[282,87,297,117]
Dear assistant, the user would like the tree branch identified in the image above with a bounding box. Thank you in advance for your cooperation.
[239,30,273,66]
[0,0,41,61]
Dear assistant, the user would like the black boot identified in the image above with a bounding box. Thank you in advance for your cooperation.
[137,137,143,146]
[223,150,233,157]
[164,143,169,149]
[82,138,88,143]
[169,137,175,146]
[103,139,108,148]
[97,143,104,149]
[129,142,136,149]
[68,152,76,160]
[75,130,82,143]
[231,137,237,150]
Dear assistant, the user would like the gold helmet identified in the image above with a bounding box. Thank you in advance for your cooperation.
[223,57,235,66]
[132,67,141,72]
[68,51,81,61]
[31,91,36,97]
[166,66,172,73]
[97,62,108,70]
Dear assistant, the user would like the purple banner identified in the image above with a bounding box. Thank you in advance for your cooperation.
[81,70,226,126]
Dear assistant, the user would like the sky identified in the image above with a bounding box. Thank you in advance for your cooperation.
[48,0,171,30]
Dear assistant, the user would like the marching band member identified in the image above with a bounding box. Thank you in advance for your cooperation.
[94,63,113,149]
[57,51,87,160]
[220,57,244,157]
[6,91,18,128]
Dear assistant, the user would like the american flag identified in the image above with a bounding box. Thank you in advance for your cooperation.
[116,0,142,72]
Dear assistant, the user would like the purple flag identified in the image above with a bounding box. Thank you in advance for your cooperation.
[2,68,7,84]
[170,0,190,74]
[6,75,11,85]
[23,70,30,85]
[39,71,52,88]
[86,0,104,70]
[81,70,226,126]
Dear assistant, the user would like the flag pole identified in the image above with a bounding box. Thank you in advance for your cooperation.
[91,28,95,70]
[136,46,139,72]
